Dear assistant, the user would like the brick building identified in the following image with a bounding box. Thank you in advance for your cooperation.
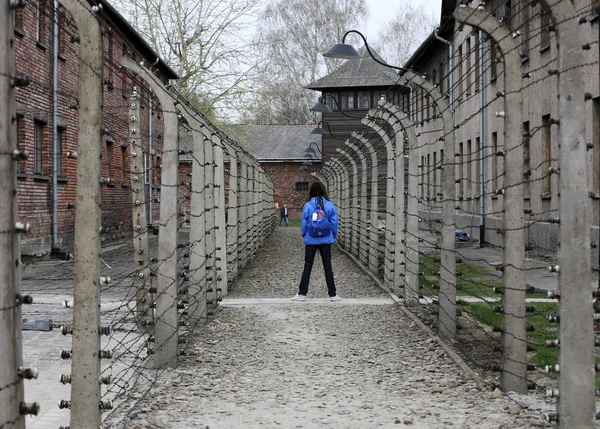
[403,0,599,266]
[14,0,178,256]
[239,125,322,219]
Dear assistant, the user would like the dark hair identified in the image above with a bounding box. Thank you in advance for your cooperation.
[308,182,328,208]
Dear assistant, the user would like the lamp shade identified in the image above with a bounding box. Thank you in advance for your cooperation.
[310,102,333,113]
[310,127,327,135]
[322,43,361,59]
[300,165,309,171]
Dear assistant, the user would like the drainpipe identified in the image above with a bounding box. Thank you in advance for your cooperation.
[434,27,453,111]
[148,88,153,225]
[478,30,485,246]
[51,0,59,250]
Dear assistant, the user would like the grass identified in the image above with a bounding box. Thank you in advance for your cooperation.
[279,218,301,227]
[418,253,547,299]
[462,301,600,388]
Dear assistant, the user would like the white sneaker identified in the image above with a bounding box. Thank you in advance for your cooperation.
[292,294,306,301]
[329,295,342,302]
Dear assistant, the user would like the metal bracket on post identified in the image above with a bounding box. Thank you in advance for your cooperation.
[362,115,396,292]
[345,140,369,267]
[336,147,359,259]
[379,101,420,307]
[352,132,380,275]
[175,104,207,326]
[120,57,179,369]
[403,70,456,339]
[61,0,103,426]
[129,88,152,331]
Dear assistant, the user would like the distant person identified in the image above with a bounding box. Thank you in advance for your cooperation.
[292,182,341,302]
[279,204,289,226]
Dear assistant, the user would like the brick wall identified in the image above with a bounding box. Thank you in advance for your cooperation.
[261,162,321,219]
[14,1,167,256]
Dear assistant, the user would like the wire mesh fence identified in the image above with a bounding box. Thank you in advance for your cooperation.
[315,1,599,426]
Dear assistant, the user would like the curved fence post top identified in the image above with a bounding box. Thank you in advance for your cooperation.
[120,57,175,114]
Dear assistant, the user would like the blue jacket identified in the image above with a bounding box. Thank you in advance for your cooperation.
[301,197,338,245]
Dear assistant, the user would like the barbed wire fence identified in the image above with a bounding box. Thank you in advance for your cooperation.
[0,0,275,428]
[316,0,598,427]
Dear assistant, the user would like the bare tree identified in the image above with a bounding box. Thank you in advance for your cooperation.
[244,0,367,124]
[374,3,437,68]
[111,0,261,119]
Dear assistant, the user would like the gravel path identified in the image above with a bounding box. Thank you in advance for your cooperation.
[108,226,556,429]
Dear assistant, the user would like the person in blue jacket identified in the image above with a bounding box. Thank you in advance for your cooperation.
[292,182,341,301]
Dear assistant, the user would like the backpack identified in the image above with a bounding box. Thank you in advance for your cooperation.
[307,200,331,238]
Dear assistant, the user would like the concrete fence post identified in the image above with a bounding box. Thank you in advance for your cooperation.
[175,105,207,326]
[330,159,348,249]
[201,131,216,309]
[538,1,594,425]
[454,5,527,394]
[0,0,28,425]
[62,0,103,425]
[128,88,152,329]
[238,157,248,269]
[362,116,396,291]
[120,57,180,368]
[346,140,369,267]
[337,148,359,259]
[379,101,420,306]
[212,136,228,299]
[352,132,380,275]
[403,71,456,340]
[227,147,239,282]
[376,110,407,297]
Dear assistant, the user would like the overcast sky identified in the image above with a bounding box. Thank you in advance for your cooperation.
[362,0,442,42]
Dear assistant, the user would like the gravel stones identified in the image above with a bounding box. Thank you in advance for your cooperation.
[105,227,558,428]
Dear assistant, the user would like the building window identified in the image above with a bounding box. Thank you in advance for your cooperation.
[458,142,464,198]
[504,1,512,29]
[523,121,531,198]
[57,6,65,56]
[56,127,65,176]
[34,121,45,174]
[490,42,497,82]
[474,32,481,91]
[106,141,113,180]
[457,44,463,99]
[16,116,25,173]
[121,146,127,182]
[105,28,113,83]
[491,132,498,192]
[593,99,600,196]
[540,7,551,51]
[433,151,437,201]
[36,0,48,45]
[466,140,472,198]
[357,91,370,109]
[521,0,530,57]
[426,153,431,200]
[14,3,24,30]
[542,114,551,195]
[439,61,445,96]
[122,43,128,94]
[295,182,309,192]
[466,37,471,95]
[420,156,425,198]
[339,91,355,110]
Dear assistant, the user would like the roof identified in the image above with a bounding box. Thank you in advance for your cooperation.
[99,0,179,80]
[237,125,323,162]
[306,46,401,90]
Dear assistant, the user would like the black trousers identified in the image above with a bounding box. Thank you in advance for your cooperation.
[298,244,336,297]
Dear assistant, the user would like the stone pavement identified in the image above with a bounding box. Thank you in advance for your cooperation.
[100,227,559,429]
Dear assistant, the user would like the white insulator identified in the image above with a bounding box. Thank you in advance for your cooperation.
[63,300,74,308]
[99,276,111,285]
[495,111,506,118]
